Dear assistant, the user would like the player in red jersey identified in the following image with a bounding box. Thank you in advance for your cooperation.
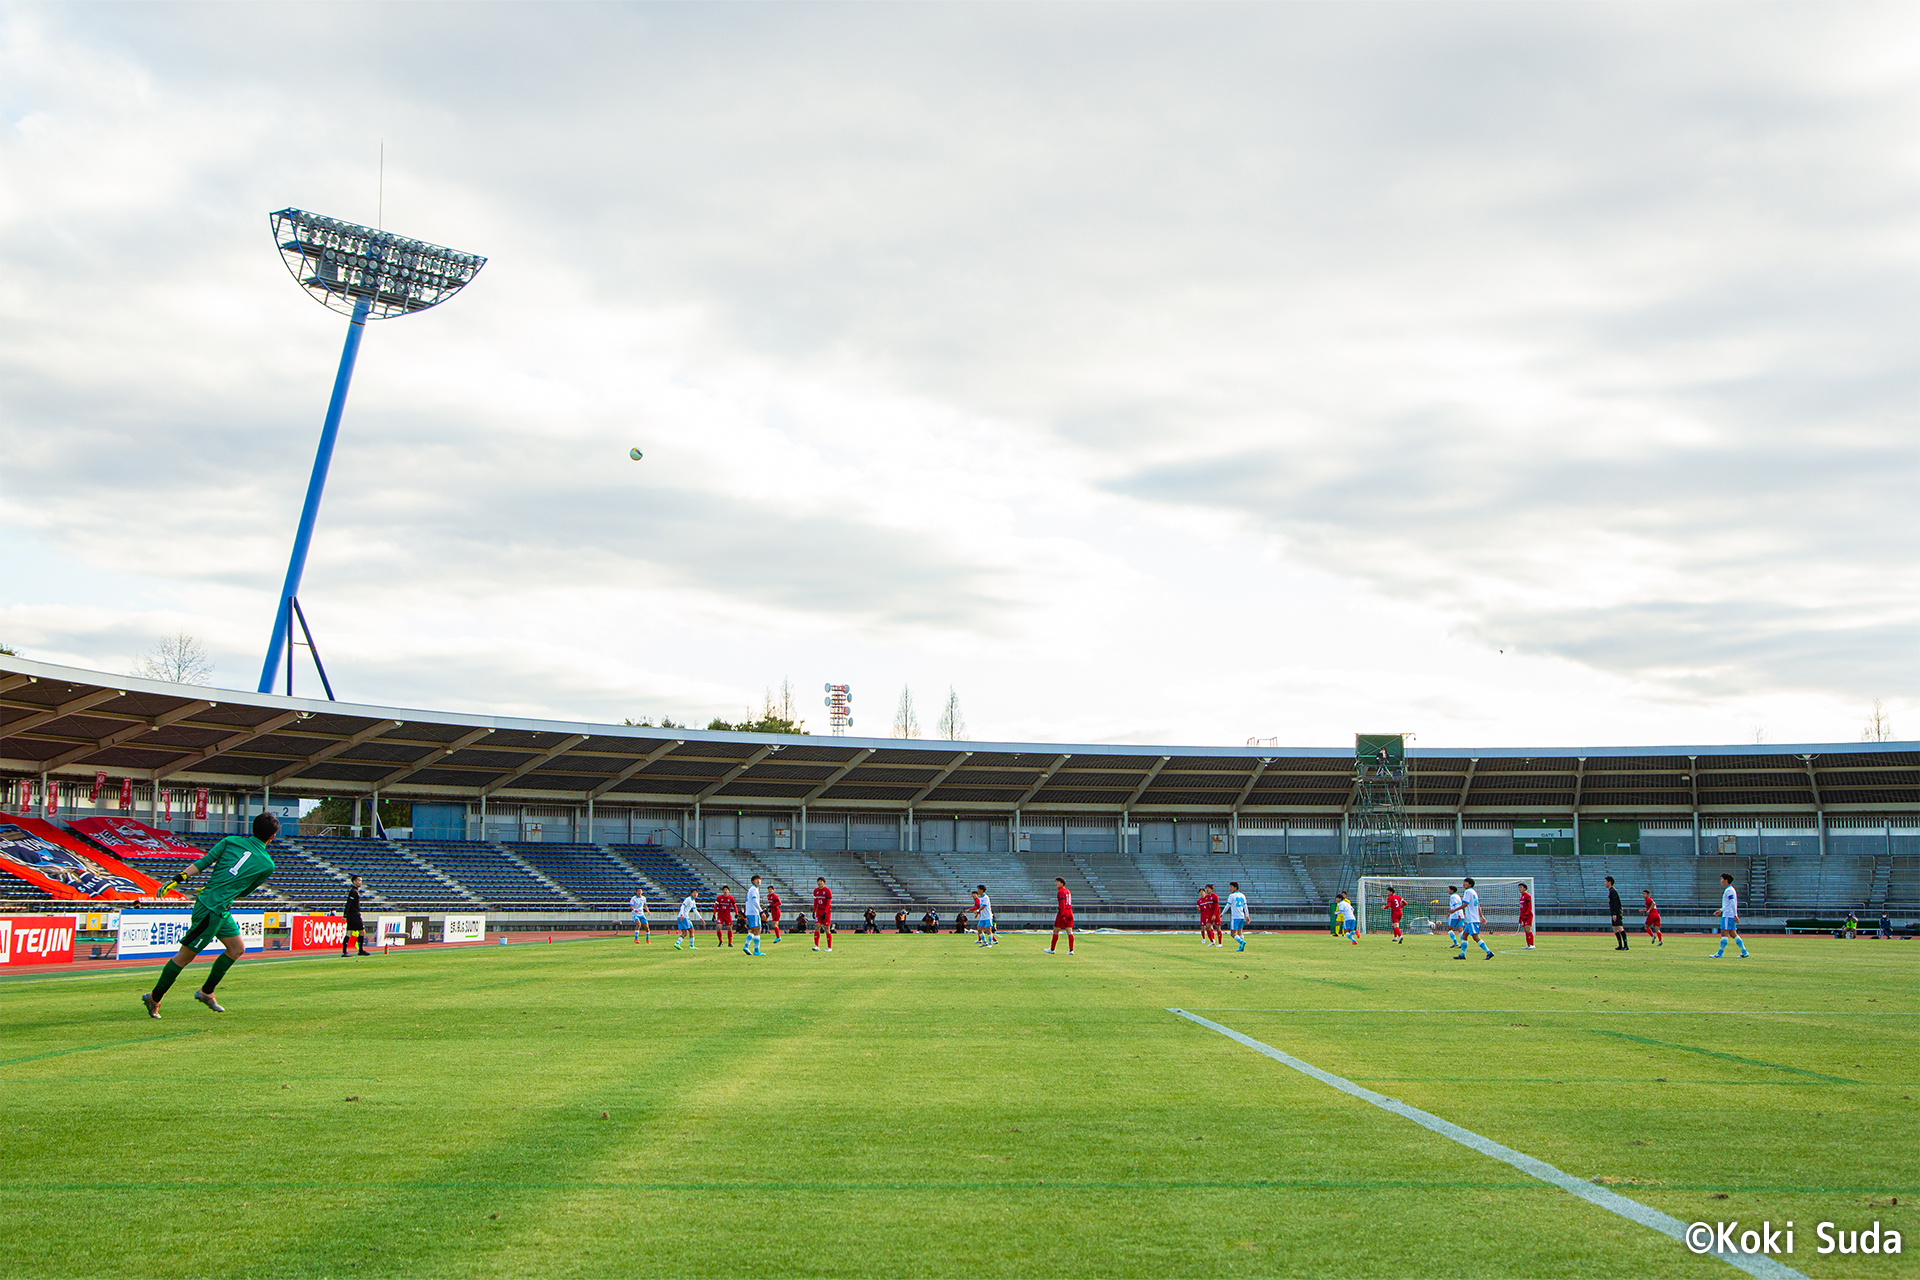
[811,877,833,952]
[1517,882,1535,950]
[1642,889,1663,946]
[1197,884,1222,947]
[1386,887,1406,943]
[1047,877,1075,954]
[766,889,783,943]
[713,886,737,948]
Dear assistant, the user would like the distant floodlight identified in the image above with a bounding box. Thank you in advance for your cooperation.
[257,209,487,696]
[270,208,485,320]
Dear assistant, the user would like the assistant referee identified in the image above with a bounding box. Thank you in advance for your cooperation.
[343,875,370,956]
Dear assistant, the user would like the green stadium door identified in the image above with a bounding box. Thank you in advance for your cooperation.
[1580,819,1641,855]
[1511,820,1572,856]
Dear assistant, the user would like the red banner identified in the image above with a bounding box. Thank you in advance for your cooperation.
[43,780,55,818]
[91,771,106,800]
[117,777,133,811]
[68,816,201,859]
[162,790,172,821]
[293,915,347,951]
[194,789,209,821]
[0,816,169,900]
[0,915,77,966]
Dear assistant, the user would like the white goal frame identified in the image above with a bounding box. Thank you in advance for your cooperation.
[1356,876,1535,936]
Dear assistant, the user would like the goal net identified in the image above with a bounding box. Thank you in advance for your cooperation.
[1356,876,1534,937]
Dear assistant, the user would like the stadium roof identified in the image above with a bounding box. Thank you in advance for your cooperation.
[4,656,1918,816]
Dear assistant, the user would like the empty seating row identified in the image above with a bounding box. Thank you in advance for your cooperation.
[504,842,650,905]
[606,845,708,899]
[296,837,472,905]
[403,840,570,907]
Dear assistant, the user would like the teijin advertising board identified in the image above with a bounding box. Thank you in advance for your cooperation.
[0,916,77,966]
[116,911,265,958]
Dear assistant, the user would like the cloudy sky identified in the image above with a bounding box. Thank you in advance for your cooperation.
[4,2,1919,749]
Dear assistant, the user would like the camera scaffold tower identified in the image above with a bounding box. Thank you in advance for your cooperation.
[1339,733,1413,892]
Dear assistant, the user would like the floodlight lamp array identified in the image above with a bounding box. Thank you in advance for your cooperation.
[270,208,486,320]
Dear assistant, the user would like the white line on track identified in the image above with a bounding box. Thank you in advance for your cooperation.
[1168,1008,1811,1280]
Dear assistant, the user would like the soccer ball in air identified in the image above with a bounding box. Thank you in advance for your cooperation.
[629,447,644,461]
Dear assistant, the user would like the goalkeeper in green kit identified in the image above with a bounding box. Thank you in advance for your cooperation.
[140,813,279,1017]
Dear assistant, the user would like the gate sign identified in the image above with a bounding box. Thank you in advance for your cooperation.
[293,914,347,951]
[0,916,77,966]
[116,910,265,958]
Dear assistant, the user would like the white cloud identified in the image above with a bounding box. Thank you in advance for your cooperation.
[4,4,1919,751]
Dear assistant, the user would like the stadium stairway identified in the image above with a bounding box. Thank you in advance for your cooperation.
[1750,855,1770,907]
[602,844,711,901]
[854,855,916,903]
[502,843,656,909]
[1869,855,1892,909]
[296,836,474,909]
[400,840,573,910]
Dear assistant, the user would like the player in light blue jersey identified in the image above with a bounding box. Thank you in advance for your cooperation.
[674,894,701,949]
[629,891,649,943]
[1712,873,1749,958]
[1226,882,1249,951]
[1335,892,1357,945]
[1446,886,1464,948]
[1453,877,1494,960]
[973,885,997,947]
[743,875,766,956]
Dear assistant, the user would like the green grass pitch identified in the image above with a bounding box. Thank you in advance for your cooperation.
[2,930,1913,1278]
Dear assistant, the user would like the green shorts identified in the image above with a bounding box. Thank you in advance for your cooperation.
[180,904,241,952]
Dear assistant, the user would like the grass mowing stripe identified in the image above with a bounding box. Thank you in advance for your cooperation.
[12,1177,1911,1195]
[1586,1030,1860,1083]
[4,1177,1547,1193]
[1168,1008,1812,1280]
[0,1028,206,1067]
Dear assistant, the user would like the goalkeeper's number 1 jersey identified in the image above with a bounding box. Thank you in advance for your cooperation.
[191,836,277,911]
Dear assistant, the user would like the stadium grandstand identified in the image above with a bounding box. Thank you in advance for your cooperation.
[2,655,1914,936]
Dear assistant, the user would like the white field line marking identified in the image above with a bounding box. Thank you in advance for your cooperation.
[1169,1008,1810,1280]
[1184,1008,1920,1016]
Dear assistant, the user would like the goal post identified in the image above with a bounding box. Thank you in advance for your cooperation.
[1357,876,1534,937]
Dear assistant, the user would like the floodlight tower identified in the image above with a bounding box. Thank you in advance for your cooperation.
[255,208,486,695]
[1341,732,1413,888]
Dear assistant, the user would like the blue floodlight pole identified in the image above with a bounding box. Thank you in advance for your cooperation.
[256,294,371,693]
[257,208,484,695]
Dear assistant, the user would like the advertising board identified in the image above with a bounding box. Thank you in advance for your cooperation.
[116,910,265,958]
[0,915,77,965]
[442,913,487,943]
[292,914,347,951]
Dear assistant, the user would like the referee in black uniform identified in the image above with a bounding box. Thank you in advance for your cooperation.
[1606,875,1628,951]
[343,875,370,956]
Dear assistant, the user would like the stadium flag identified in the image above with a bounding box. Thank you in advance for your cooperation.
[194,789,208,821]
[162,789,171,821]
[43,780,56,818]
[91,771,106,800]
[117,777,132,811]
